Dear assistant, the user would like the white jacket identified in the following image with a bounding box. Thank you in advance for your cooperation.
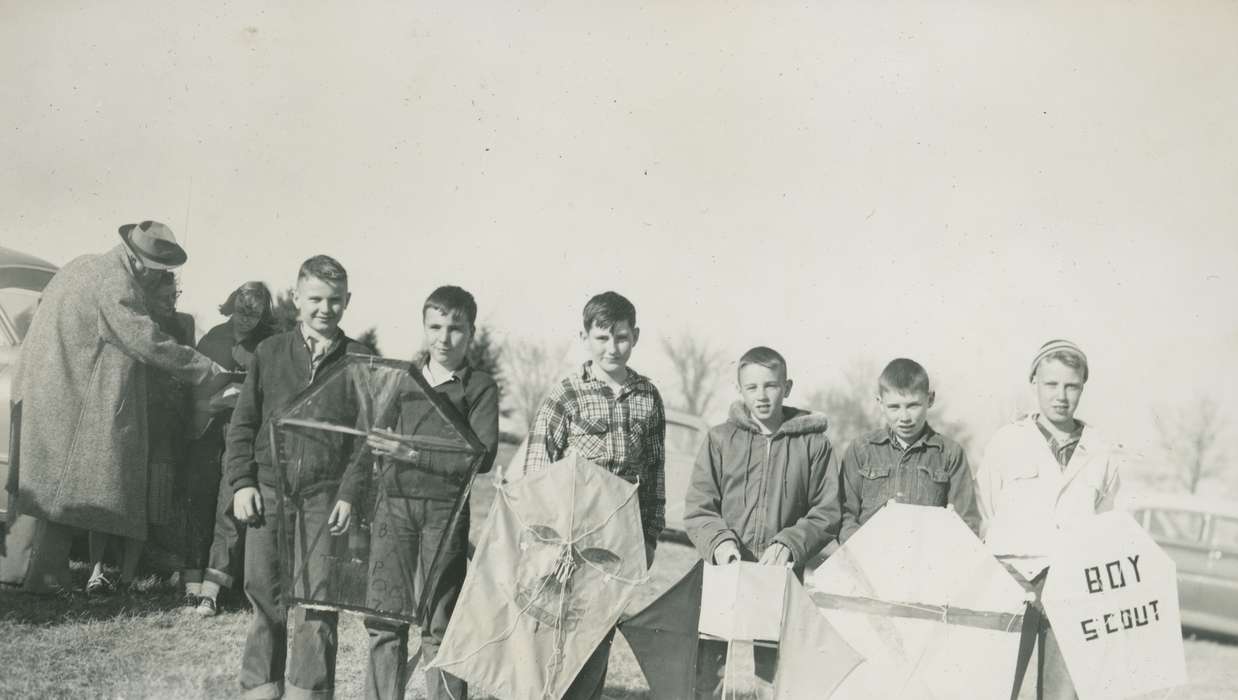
[975,414,1122,578]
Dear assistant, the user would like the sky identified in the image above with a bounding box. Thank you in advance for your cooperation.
[3,1,1237,477]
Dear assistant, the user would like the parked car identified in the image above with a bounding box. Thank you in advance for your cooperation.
[1122,493,1238,637]
[1,246,59,522]
[502,408,710,540]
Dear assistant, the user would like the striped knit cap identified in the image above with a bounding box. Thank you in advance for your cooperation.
[1029,339,1088,382]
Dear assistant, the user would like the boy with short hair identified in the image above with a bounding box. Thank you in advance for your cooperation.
[523,291,666,700]
[838,358,980,542]
[226,255,371,700]
[683,346,841,697]
[976,339,1121,700]
[363,285,500,700]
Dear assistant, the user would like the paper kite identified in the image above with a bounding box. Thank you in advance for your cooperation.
[428,454,649,699]
[808,503,1029,698]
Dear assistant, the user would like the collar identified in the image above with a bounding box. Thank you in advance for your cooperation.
[867,424,944,450]
[422,358,468,387]
[580,361,646,392]
[299,323,342,361]
[726,401,830,437]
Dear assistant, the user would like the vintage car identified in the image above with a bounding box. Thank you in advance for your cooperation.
[502,407,710,540]
[1123,493,1238,637]
[1,246,59,522]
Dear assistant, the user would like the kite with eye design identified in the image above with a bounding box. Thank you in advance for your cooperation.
[429,455,648,700]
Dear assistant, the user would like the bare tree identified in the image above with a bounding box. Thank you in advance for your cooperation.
[1154,399,1227,494]
[802,361,882,450]
[661,335,724,416]
[503,338,569,435]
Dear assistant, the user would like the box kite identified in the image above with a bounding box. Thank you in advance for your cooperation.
[617,561,861,699]
[270,354,488,624]
[428,455,649,699]
[808,503,1029,698]
[1041,510,1186,699]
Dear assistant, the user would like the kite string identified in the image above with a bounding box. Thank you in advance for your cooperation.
[541,460,580,699]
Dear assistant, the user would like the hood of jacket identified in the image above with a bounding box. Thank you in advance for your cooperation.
[726,401,829,437]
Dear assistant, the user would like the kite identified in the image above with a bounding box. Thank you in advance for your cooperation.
[270,353,488,624]
[1040,510,1186,699]
[617,561,704,700]
[808,503,1029,699]
[428,454,649,700]
[619,561,861,700]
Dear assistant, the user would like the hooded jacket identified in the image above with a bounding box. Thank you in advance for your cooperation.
[683,402,841,567]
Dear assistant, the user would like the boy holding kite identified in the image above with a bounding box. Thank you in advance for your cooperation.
[523,290,667,700]
[683,345,841,697]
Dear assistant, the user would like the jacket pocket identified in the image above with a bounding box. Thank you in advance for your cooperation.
[568,415,610,462]
[859,464,895,506]
[911,462,952,506]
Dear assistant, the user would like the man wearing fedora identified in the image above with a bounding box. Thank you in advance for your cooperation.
[1,221,226,593]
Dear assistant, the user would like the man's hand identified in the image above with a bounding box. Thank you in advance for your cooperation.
[759,542,793,567]
[366,429,419,463]
[199,362,233,393]
[713,540,741,565]
[233,487,264,526]
[328,500,352,535]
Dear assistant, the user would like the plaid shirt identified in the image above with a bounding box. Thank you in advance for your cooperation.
[1035,418,1084,469]
[524,362,666,542]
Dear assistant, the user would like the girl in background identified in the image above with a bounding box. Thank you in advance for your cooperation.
[181,281,274,615]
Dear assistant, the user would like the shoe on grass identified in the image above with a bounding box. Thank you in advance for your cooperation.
[85,573,116,596]
[181,593,200,610]
[195,597,218,617]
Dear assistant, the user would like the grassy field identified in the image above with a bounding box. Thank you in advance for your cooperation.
[3,452,1237,699]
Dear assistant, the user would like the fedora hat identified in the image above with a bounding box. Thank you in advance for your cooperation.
[117,220,187,270]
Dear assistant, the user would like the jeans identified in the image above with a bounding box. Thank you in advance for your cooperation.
[205,468,246,589]
[363,496,469,700]
[240,485,341,700]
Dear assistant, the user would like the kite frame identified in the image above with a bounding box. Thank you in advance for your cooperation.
[270,352,488,625]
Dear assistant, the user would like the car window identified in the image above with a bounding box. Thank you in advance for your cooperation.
[1145,509,1205,544]
[665,421,703,455]
[1210,516,1238,554]
[0,288,40,343]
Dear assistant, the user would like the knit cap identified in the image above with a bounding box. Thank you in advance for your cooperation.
[1029,339,1088,382]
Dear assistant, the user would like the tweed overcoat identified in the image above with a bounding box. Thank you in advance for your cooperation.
[12,244,214,540]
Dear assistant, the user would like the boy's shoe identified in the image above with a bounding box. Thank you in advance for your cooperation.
[85,573,116,596]
[181,593,200,611]
[194,597,218,617]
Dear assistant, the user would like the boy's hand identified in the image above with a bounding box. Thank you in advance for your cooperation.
[328,500,352,535]
[759,543,793,567]
[233,487,264,526]
[713,540,741,565]
[367,429,419,462]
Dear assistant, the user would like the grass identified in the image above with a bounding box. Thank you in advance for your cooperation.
[0,508,704,699]
[3,446,1236,699]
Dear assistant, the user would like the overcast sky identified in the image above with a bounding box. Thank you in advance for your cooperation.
[4,1,1236,472]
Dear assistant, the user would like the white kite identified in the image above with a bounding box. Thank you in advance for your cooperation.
[1041,510,1187,700]
[428,455,649,700]
[809,503,1030,699]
